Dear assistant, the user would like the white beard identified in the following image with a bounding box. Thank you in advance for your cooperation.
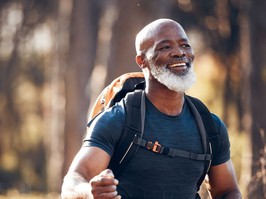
[150,64,196,93]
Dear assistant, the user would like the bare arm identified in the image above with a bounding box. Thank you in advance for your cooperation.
[61,146,121,199]
[206,160,242,199]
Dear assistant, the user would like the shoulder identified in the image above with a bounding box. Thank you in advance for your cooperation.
[88,100,126,128]
[210,113,231,166]
[211,113,227,134]
[210,113,229,145]
[84,101,126,156]
[184,96,228,140]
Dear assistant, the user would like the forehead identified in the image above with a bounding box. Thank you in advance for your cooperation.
[151,22,188,43]
[139,22,189,52]
[136,20,190,54]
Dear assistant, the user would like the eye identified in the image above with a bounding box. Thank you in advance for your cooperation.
[181,44,191,49]
[158,45,171,51]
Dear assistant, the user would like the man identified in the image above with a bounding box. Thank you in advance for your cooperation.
[61,18,242,199]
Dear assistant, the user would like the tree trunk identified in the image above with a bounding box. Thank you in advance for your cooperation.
[45,0,69,192]
[248,0,266,198]
[63,0,101,175]
[106,0,172,84]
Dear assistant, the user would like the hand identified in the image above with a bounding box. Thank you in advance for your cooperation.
[90,169,121,199]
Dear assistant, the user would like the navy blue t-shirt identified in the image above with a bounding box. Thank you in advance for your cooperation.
[85,97,230,199]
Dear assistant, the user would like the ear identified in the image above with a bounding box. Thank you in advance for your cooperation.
[135,54,146,69]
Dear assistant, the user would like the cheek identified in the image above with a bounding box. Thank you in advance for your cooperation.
[149,51,159,61]
[149,52,166,66]
[188,50,195,61]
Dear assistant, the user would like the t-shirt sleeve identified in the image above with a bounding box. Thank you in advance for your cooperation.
[211,114,231,166]
[83,101,126,157]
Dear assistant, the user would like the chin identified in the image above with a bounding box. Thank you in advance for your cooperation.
[151,66,196,93]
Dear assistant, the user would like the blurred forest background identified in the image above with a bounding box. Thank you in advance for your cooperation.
[0,0,265,198]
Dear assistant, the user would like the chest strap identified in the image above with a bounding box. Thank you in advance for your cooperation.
[133,136,212,161]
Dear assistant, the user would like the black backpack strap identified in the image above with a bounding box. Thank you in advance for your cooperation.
[185,95,220,190]
[133,136,212,160]
[108,90,145,177]
[186,96,219,140]
[109,78,145,107]
[109,92,220,188]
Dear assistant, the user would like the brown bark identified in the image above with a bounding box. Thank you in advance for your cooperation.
[63,0,101,176]
[247,0,266,198]
[106,0,172,84]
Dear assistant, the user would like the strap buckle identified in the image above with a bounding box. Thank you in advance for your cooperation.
[147,141,161,153]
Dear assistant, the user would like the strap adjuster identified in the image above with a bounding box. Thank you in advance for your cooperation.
[147,141,161,153]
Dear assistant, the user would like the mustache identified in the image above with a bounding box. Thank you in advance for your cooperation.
[167,57,193,63]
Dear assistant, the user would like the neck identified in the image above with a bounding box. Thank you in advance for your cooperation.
[145,84,185,116]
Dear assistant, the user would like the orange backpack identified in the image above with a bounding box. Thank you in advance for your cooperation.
[88,72,145,121]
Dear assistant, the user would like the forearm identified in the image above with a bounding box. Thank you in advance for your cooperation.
[61,171,92,199]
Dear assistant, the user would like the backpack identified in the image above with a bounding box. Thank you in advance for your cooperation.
[87,72,220,191]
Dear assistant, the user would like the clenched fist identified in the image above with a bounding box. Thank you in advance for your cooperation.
[89,169,121,199]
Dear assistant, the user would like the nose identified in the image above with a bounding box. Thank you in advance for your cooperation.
[170,46,185,57]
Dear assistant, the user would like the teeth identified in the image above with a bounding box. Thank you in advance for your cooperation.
[169,63,186,68]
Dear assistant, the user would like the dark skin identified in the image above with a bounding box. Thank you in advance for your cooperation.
[61,19,242,199]
[136,22,194,116]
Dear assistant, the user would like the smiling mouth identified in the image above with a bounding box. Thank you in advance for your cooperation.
[167,62,189,68]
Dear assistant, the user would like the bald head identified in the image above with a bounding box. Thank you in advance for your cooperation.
[134,18,196,93]
[135,19,185,55]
